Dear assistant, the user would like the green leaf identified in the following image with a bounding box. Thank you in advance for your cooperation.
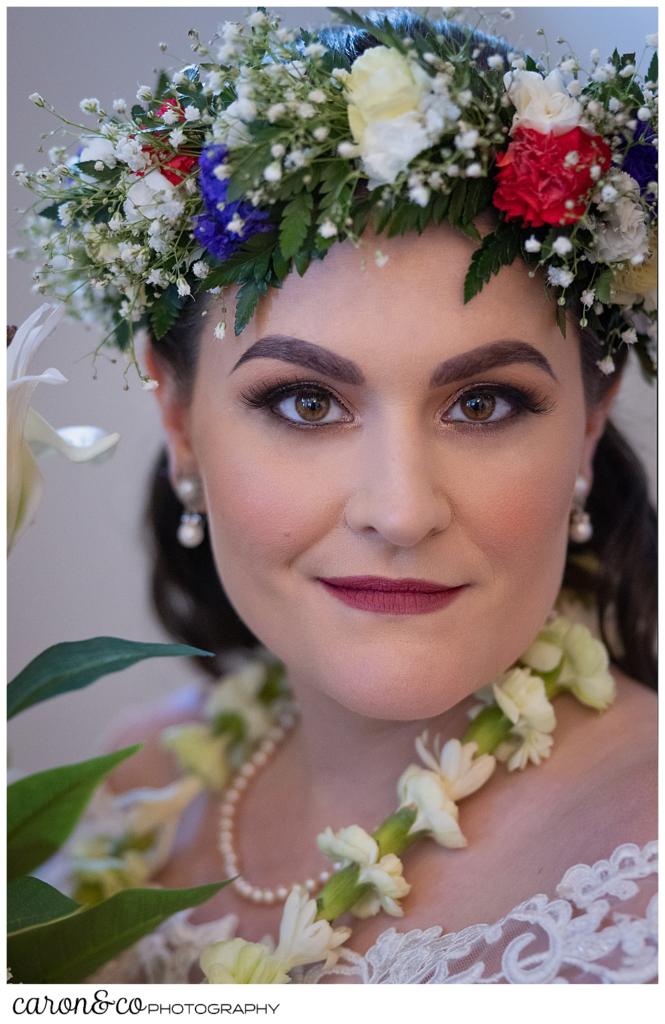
[386,202,421,237]
[8,637,214,720]
[294,248,312,276]
[202,231,278,290]
[448,182,467,227]
[234,278,268,334]
[7,876,80,933]
[594,268,614,304]
[148,284,183,341]
[38,203,62,221]
[272,246,290,282]
[463,223,522,303]
[647,52,658,84]
[463,177,493,224]
[556,301,567,337]
[279,192,313,259]
[7,746,140,880]
[8,882,229,984]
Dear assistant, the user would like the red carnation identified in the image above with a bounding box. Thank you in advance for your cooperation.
[493,126,612,227]
[137,100,197,184]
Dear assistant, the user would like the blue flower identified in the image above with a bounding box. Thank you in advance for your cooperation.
[622,122,657,197]
[194,144,272,260]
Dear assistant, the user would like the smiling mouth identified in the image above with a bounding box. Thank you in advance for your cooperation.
[316,577,468,615]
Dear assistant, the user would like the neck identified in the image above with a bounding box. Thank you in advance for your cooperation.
[276,667,477,829]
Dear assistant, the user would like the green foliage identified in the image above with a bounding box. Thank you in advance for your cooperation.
[226,142,273,201]
[647,51,658,84]
[7,746,140,880]
[8,882,229,983]
[279,191,314,259]
[7,876,80,933]
[463,223,522,303]
[8,637,214,720]
[37,203,61,221]
[149,284,183,341]
[202,231,278,290]
[328,8,408,55]
[594,268,614,304]
[234,277,269,333]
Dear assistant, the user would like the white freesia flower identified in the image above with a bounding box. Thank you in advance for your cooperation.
[204,662,273,744]
[200,885,351,983]
[495,722,554,771]
[273,885,352,969]
[160,723,231,791]
[493,667,556,733]
[7,305,120,553]
[200,938,291,984]
[317,823,378,866]
[351,853,411,918]
[397,765,467,848]
[522,616,616,712]
[316,824,411,917]
[504,68,582,135]
[414,734,496,800]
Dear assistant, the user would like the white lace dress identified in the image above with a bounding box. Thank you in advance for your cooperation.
[89,839,657,985]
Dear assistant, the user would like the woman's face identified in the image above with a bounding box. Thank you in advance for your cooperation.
[170,224,604,719]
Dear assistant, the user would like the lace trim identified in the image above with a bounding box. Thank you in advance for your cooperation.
[298,839,658,984]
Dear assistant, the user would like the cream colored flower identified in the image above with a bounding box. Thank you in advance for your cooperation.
[7,304,120,553]
[414,733,496,801]
[611,233,657,311]
[316,823,378,867]
[204,662,273,743]
[161,723,231,791]
[495,723,554,772]
[352,853,411,919]
[273,885,351,970]
[595,197,649,265]
[493,667,556,733]
[397,765,467,848]
[345,46,437,185]
[557,623,616,710]
[200,938,291,984]
[504,68,582,134]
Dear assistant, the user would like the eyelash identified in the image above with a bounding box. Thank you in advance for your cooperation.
[238,376,554,431]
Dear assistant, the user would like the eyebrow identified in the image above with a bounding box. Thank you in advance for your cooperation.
[229,334,558,386]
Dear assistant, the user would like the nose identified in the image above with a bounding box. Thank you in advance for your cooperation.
[343,416,453,547]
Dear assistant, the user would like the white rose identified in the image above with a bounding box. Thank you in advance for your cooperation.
[345,46,434,185]
[123,170,182,223]
[595,197,649,263]
[504,68,582,135]
[78,136,117,168]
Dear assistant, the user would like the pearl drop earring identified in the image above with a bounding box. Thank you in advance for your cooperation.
[569,474,593,544]
[175,475,206,548]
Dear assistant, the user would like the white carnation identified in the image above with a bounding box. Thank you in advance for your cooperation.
[595,196,649,263]
[504,68,582,135]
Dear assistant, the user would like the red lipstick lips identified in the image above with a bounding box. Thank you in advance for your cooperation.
[317,576,467,615]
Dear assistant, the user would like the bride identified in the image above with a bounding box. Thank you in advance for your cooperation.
[18,7,656,985]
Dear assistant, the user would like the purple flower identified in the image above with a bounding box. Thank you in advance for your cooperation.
[194,144,272,260]
[622,122,657,196]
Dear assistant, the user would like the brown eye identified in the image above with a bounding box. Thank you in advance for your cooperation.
[293,390,331,422]
[460,391,497,421]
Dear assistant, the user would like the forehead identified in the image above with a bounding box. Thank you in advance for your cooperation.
[217,223,578,379]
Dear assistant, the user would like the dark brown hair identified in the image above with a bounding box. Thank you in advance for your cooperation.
[146,10,656,689]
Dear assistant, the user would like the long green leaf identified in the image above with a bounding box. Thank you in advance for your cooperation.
[463,223,522,303]
[8,637,214,720]
[7,876,80,933]
[7,746,140,879]
[8,882,229,983]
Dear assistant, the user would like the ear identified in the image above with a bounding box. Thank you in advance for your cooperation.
[144,343,199,488]
[578,375,622,484]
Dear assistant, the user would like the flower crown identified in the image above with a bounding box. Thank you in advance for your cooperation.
[14,7,658,384]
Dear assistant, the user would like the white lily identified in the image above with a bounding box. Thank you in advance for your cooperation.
[414,733,496,801]
[7,304,120,552]
[493,666,556,733]
[161,723,232,792]
[397,765,467,848]
[204,662,273,743]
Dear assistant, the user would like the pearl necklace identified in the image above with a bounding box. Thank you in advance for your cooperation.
[217,701,339,905]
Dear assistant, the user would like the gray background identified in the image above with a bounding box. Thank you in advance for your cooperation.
[7,6,657,773]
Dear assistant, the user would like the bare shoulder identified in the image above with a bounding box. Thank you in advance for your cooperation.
[96,683,207,793]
